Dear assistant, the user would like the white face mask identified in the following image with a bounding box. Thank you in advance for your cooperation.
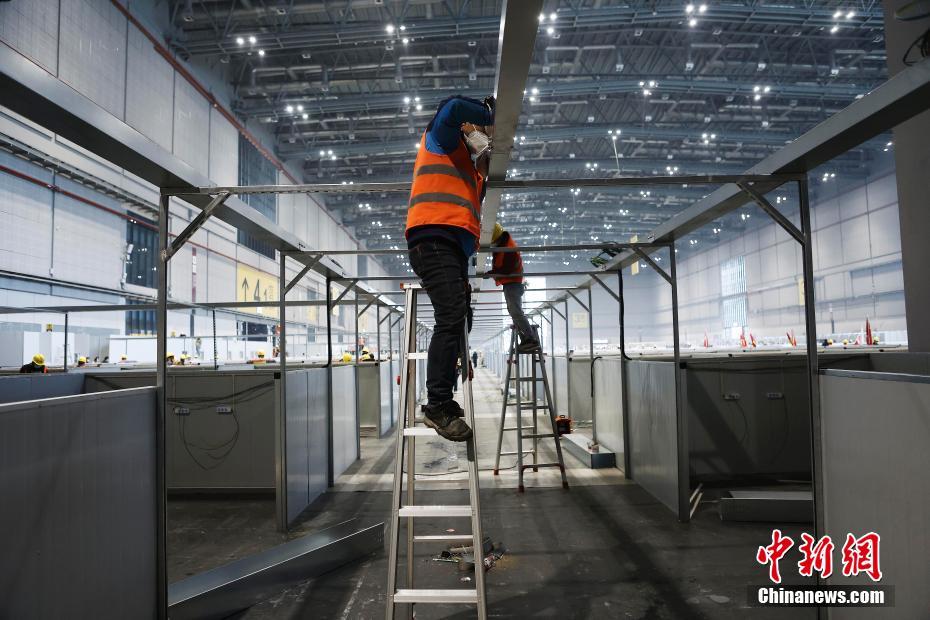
[465,130,491,158]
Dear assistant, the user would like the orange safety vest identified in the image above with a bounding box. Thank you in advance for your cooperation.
[405,133,483,239]
[491,232,524,286]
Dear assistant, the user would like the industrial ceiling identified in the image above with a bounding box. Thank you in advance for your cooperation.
[168,1,890,273]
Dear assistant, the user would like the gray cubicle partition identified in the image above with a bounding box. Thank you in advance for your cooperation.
[379,361,395,435]
[284,369,329,525]
[0,373,84,403]
[85,370,277,492]
[356,363,381,436]
[568,357,593,423]
[0,387,158,619]
[552,355,568,415]
[819,369,930,620]
[592,357,624,462]
[626,360,689,519]
[331,365,359,478]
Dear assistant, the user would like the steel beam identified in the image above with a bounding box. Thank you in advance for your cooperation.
[737,183,804,244]
[476,0,545,274]
[283,255,323,295]
[168,520,383,620]
[632,248,672,284]
[165,192,230,261]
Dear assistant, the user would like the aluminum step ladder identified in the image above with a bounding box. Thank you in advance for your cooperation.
[385,283,487,619]
[493,325,569,492]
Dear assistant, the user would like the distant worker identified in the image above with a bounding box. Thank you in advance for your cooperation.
[342,350,354,363]
[405,94,495,442]
[77,356,87,367]
[178,354,189,366]
[166,352,176,366]
[119,354,128,363]
[360,347,375,362]
[488,223,540,353]
[251,350,267,365]
[471,350,478,368]
[20,353,48,374]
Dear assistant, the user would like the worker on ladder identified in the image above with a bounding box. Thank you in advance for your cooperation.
[488,223,540,353]
[405,94,495,442]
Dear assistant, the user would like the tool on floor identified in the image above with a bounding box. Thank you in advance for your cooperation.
[385,283,488,619]
[493,324,569,492]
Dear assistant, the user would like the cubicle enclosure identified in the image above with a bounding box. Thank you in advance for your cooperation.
[284,369,329,525]
[819,368,930,620]
[0,387,158,619]
[331,365,359,478]
[592,356,624,461]
[379,360,395,435]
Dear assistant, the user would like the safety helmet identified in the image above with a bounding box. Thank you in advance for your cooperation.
[120,354,128,361]
[257,350,266,358]
[180,354,189,360]
[166,352,175,360]
[492,222,504,243]
[77,356,87,364]
[32,353,45,365]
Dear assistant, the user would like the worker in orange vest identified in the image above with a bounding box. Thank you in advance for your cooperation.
[405,94,495,442]
[489,223,540,353]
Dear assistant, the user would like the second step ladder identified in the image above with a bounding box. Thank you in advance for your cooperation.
[493,325,569,492]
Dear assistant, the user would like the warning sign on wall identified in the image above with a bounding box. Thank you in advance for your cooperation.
[571,312,589,329]
[236,263,278,318]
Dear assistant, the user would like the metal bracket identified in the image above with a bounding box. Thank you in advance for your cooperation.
[163,192,230,261]
[566,290,589,312]
[632,247,671,284]
[283,254,322,295]
[549,304,566,320]
[357,297,378,317]
[331,280,358,307]
[591,274,621,303]
[737,182,804,244]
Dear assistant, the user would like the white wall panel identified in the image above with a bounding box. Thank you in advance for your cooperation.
[172,74,210,174]
[868,205,901,257]
[58,0,127,119]
[840,214,870,264]
[51,193,123,289]
[125,24,173,151]
[208,110,238,186]
[0,0,60,74]
[0,171,53,279]
[206,252,235,303]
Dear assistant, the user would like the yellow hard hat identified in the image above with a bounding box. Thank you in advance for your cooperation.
[180,354,189,360]
[78,356,87,363]
[842,339,849,345]
[492,222,504,243]
[120,354,127,361]
[257,349,266,358]
[166,352,175,359]
[32,353,45,365]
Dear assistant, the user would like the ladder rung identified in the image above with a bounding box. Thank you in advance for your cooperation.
[412,534,474,543]
[499,450,534,456]
[399,505,472,518]
[502,427,519,431]
[522,433,557,439]
[402,427,437,436]
[407,352,428,360]
[394,589,478,604]
[520,462,562,469]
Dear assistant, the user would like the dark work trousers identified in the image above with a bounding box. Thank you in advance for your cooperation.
[409,239,470,405]
[503,282,536,342]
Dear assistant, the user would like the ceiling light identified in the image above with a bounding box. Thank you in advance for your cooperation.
[399,25,406,31]
[546,27,555,35]
[531,87,539,95]
[386,24,395,34]
[550,12,557,21]
[846,10,855,19]
[414,96,420,102]
[330,155,337,161]
[686,4,694,13]
[248,35,256,44]
[403,96,410,104]
[833,10,843,19]
[327,149,333,155]
[698,3,707,12]
[538,12,545,21]
[753,85,760,93]
[296,104,303,112]
[689,18,698,27]
[257,49,265,57]
[301,113,308,119]
[402,38,409,45]
[830,25,839,34]
[415,104,422,111]
[763,85,771,93]
[319,150,325,156]
[236,37,245,45]
[754,94,761,101]
[285,105,294,113]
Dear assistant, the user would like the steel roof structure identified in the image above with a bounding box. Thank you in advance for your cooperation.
[169,0,890,273]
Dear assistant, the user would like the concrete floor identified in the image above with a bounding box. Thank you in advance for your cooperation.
[167,368,814,619]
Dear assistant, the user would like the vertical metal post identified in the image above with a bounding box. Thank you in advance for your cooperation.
[564,299,571,420]
[798,178,823,538]
[325,276,334,487]
[549,307,557,411]
[587,287,596,443]
[63,312,69,370]
[618,270,632,478]
[353,288,361,459]
[212,309,218,370]
[155,193,169,620]
[277,252,288,531]
[669,242,688,522]
[389,311,395,427]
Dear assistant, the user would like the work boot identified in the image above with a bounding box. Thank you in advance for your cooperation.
[517,339,541,354]
[422,401,473,442]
